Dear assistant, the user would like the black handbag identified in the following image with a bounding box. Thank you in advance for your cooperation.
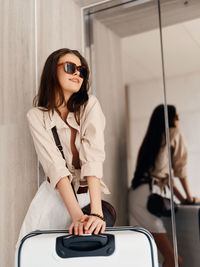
[147,193,178,217]
[82,200,117,227]
[51,126,116,226]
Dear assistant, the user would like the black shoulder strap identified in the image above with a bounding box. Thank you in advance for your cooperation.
[51,126,65,160]
[51,126,78,201]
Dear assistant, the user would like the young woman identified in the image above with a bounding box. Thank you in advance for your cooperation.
[128,104,200,267]
[16,48,110,246]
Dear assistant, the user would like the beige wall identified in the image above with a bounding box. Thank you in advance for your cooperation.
[0,0,82,266]
[92,19,128,225]
[0,1,36,266]
[37,0,82,76]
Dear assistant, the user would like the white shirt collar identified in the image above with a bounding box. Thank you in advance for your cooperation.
[42,108,80,132]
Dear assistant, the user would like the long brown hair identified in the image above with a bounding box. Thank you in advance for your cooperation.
[34,48,89,120]
[132,104,177,189]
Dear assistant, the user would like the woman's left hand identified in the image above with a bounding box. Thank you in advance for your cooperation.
[81,215,106,235]
[193,196,200,203]
[182,196,200,204]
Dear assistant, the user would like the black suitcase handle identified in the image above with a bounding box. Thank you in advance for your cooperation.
[56,234,115,258]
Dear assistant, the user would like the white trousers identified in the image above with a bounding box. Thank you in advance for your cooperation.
[16,180,90,247]
[128,184,166,233]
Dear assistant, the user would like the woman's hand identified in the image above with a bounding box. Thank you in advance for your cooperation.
[182,196,200,204]
[83,215,106,235]
[69,214,89,235]
[193,196,200,203]
[69,214,106,235]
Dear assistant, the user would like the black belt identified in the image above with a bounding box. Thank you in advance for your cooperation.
[47,178,88,194]
[77,186,88,194]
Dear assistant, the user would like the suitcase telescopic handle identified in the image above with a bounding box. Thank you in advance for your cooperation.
[56,234,115,258]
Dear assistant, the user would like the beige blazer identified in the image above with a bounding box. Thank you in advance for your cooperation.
[27,94,110,194]
[151,127,188,181]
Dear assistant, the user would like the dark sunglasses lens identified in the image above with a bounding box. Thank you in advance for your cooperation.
[79,67,88,79]
[64,63,75,74]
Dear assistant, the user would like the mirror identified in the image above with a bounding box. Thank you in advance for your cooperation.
[83,0,178,265]
[160,0,200,266]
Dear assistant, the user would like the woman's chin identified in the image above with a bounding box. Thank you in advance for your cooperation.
[63,87,81,95]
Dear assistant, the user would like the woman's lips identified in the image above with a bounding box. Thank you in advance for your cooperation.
[69,78,79,83]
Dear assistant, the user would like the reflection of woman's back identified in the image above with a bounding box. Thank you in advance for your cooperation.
[151,127,187,181]
[128,105,196,267]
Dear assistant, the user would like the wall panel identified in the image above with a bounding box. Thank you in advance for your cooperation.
[0,1,36,266]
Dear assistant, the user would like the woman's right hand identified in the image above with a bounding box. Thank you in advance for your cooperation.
[69,214,89,235]
[83,214,106,235]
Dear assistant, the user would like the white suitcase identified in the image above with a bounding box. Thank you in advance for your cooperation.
[16,226,159,267]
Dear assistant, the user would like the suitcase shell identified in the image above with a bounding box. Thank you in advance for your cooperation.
[16,226,159,267]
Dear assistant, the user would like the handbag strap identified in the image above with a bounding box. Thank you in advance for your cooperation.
[149,175,167,195]
[51,126,65,159]
[51,126,78,201]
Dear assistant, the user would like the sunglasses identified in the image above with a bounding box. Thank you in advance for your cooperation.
[57,61,89,79]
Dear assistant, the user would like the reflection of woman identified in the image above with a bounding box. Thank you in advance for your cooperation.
[128,104,199,267]
[16,48,110,246]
